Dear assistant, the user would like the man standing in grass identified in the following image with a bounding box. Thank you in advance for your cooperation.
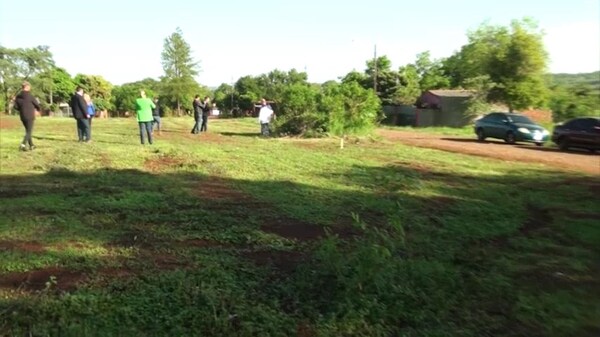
[70,86,90,142]
[14,81,41,151]
[258,98,274,137]
[135,90,156,145]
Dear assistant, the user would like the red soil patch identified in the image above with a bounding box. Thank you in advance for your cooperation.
[144,154,186,172]
[0,267,87,291]
[0,118,19,129]
[0,240,46,253]
[378,129,600,175]
[194,178,252,201]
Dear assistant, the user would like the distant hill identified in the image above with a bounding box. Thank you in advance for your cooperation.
[548,71,600,90]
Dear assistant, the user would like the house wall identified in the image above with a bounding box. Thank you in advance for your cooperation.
[382,105,417,126]
[438,96,471,127]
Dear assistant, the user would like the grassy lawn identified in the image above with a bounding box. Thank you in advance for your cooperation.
[1,116,598,336]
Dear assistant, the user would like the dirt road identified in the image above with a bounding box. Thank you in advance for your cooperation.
[378,129,600,175]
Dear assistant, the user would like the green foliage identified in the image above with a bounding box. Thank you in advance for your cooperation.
[0,45,54,113]
[324,81,380,138]
[274,83,324,136]
[0,117,598,336]
[161,28,200,115]
[394,65,421,104]
[414,51,451,91]
[547,72,600,121]
[49,67,76,104]
[445,18,549,111]
[463,75,494,117]
[73,74,114,111]
[111,79,160,115]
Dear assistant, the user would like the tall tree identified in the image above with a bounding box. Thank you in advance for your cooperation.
[444,18,548,111]
[0,45,54,113]
[161,27,200,115]
[414,51,450,91]
[394,64,421,104]
[365,56,399,104]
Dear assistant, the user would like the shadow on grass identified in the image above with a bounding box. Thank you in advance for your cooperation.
[219,132,260,137]
[0,165,598,336]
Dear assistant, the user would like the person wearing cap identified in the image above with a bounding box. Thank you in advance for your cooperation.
[14,81,41,151]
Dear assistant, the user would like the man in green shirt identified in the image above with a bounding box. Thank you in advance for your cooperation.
[135,90,156,145]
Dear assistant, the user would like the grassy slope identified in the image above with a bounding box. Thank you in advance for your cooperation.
[0,116,598,336]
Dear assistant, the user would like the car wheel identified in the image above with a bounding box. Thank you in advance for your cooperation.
[558,138,569,151]
[505,132,516,144]
[476,128,486,141]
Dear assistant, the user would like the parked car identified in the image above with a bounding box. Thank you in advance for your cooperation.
[551,117,600,152]
[474,112,550,146]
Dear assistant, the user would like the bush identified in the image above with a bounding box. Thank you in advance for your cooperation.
[322,81,380,145]
[274,84,326,136]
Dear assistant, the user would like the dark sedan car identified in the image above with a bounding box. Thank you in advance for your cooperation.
[474,112,549,146]
[552,117,600,152]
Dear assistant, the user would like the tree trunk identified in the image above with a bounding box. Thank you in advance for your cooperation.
[177,98,181,116]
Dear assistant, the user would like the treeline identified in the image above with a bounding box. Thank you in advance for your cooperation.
[1,19,598,134]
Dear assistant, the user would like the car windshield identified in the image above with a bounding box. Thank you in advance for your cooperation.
[507,115,534,124]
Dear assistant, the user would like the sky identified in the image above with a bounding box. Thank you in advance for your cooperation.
[1,0,599,87]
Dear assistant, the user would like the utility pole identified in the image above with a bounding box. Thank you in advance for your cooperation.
[373,44,377,94]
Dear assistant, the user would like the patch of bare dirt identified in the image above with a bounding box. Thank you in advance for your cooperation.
[378,129,600,175]
[520,204,553,236]
[0,267,87,291]
[0,240,46,253]
[144,154,186,172]
[0,118,19,129]
[194,178,253,201]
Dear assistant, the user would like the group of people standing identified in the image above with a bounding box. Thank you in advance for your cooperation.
[70,86,96,143]
[13,81,275,151]
[191,95,211,134]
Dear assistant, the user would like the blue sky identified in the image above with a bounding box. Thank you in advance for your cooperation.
[1,0,598,87]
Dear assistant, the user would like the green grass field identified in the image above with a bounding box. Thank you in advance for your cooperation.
[1,116,599,336]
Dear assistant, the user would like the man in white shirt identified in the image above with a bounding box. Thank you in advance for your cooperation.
[258,98,274,136]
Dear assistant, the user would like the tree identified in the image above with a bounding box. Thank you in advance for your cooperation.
[365,56,399,104]
[414,51,450,91]
[161,27,200,115]
[394,65,421,104]
[73,74,114,111]
[323,81,380,148]
[112,79,158,116]
[444,18,548,111]
[0,45,54,113]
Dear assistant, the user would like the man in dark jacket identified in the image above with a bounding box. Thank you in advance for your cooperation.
[14,81,41,151]
[152,97,162,135]
[190,95,202,134]
[70,86,90,142]
[200,96,211,132]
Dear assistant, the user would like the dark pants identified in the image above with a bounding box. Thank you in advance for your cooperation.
[200,115,208,132]
[20,118,34,147]
[139,121,153,144]
[76,118,91,142]
[153,116,161,131]
[261,123,270,136]
[191,115,202,134]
